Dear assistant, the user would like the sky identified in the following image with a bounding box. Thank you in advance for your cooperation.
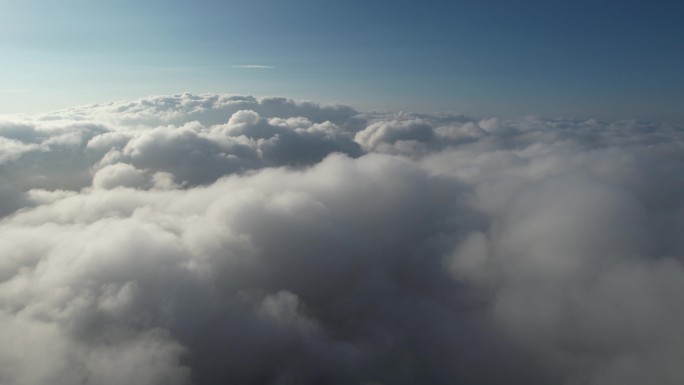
[3,3,684,382]
[1,0,683,121]
[3,93,684,385]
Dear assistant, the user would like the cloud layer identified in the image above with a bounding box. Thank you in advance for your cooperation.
[1,93,684,384]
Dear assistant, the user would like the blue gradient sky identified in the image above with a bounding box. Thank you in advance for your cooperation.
[1,0,683,121]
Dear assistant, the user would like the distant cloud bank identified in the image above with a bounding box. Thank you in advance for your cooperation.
[1,93,684,385]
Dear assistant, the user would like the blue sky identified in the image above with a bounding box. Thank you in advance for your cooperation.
[1,0,683,121]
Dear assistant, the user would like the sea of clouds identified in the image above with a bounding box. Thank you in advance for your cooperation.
[1,93,684,385]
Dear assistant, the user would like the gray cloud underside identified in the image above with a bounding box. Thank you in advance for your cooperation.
[1,93,684,384]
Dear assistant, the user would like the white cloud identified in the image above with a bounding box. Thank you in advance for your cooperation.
[1,93,684,384]
[232,65,275,69]
[92,163,151,190]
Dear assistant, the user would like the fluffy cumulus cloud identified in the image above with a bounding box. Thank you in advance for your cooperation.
[1,93,684,384]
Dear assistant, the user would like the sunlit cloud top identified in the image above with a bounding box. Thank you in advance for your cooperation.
[2,93,684,384]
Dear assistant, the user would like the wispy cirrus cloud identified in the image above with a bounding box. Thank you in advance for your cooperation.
[232,64,275,69]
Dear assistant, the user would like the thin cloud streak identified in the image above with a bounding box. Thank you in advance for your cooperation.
[232,65,275,69]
